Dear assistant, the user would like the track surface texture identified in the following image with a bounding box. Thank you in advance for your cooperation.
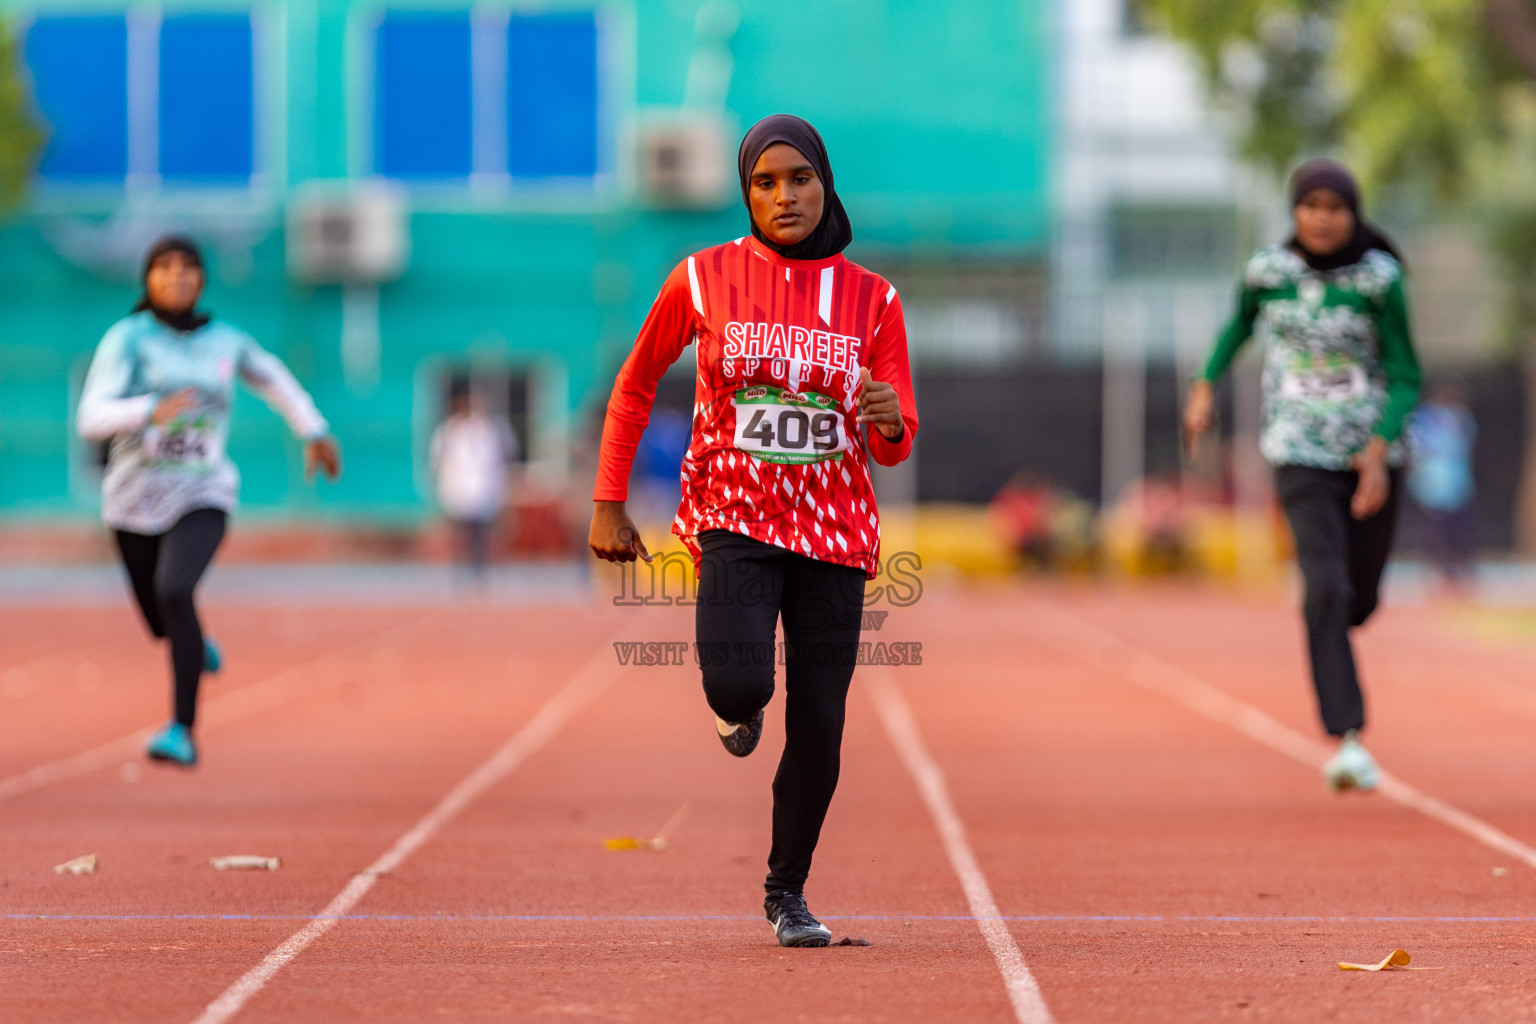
[3,577,1536,1022]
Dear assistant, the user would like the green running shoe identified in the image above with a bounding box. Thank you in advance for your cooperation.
[203,636,222,674]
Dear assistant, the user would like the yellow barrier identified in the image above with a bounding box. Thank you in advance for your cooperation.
[635,503,1290,582]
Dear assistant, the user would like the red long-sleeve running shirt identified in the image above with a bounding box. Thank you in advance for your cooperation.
[594,235,917,579]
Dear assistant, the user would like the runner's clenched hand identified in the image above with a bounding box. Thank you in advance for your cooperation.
[1350,436,1390,520]
[305,436,343,482]
[856,367,904,440]
[151,389,199,428]
[1183,380,1214,459]
[590,500,653,563]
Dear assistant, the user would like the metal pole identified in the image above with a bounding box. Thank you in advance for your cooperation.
[1101,290,1146,513]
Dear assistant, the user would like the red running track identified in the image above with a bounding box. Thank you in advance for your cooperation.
[2,581,1535,1022]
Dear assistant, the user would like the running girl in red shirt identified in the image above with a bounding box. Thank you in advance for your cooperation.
[590,114,917,947]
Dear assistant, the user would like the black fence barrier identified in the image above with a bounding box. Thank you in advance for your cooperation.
[644,362,1526,553]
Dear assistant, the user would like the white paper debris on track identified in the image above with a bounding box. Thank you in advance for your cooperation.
[210,855,281,871]
[53,854,98,875]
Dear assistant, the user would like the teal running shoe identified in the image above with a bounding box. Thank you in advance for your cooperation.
[203,636,222,674]
[145,722,197,766]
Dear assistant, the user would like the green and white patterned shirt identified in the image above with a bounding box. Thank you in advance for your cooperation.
[1200,245,1421,470]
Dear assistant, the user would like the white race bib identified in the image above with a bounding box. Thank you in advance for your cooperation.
[1280,358,1368,404]
[732,386,848,465]
[146,417,224,471]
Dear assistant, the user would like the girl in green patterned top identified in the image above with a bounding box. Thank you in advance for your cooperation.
[1184,159,1422,793]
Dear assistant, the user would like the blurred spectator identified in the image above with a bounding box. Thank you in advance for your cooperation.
[990,472,1100,573]
[430,389,519,576]
[1408,382,1477,587]
[990,471,1061,570]
[1113,471,1191,576]
[1050,493,1100,574]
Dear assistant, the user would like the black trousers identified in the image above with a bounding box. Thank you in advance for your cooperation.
[1419,503,1475,582]
[451,517,493,575]
[1274,465,1401,737]
[695,530,866,895]
[115,508,226,727]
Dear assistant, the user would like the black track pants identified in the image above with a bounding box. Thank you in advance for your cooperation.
[115,508,227,727]
[695,530,866,895]
[1275,465,1401,737]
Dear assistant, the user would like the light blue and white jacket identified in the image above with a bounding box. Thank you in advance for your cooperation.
[77,311,328,534]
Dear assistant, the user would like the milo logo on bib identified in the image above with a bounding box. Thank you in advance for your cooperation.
[732,385,848,465]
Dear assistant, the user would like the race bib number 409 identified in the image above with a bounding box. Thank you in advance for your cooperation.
[732,386,848,464]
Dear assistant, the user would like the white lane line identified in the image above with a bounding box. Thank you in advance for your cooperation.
[190,635,622,1024]
[0,726,159,802]
[867,669,1056,1024]
[0,618,436,804]
[1044,609,1536,874]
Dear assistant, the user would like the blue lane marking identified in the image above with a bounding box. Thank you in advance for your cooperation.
[8,913,1536,924]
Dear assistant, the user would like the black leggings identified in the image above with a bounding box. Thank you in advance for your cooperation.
[115,508,227,728]
[695,530,866,895]
[1275,465,1401,737]
[451,517,493,575]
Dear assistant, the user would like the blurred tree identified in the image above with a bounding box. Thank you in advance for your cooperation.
[1138,0,1536,550]
[1135,0,1505,193]
[0,18,43,212]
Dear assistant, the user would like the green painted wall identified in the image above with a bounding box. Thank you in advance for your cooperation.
[0,0,1052,522]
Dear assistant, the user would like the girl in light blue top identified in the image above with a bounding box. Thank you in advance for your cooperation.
[77,236,342,766]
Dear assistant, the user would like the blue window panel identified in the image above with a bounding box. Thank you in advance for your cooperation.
[507,13,598,178]
[25,17,128,180]
[375,13,472,178]
[159,15,254,180]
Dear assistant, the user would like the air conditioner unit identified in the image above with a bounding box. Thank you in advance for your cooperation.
[636,115,731,210]
[286,182,410,285]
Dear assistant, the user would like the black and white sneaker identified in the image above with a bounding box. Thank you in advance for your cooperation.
[764,890,832,948]
[715,709,764,758]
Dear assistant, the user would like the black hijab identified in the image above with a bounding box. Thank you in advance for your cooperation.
[133,234,211,332]
[1286,159,1403,273]
[737,114,852,261]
